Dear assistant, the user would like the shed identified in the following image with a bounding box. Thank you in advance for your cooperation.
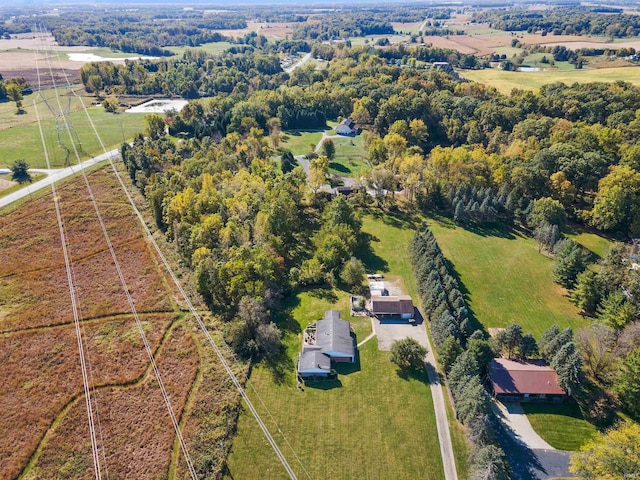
[371,295,414,320]
[489,358,566,403]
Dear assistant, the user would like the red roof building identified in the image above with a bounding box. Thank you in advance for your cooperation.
[489,358,566,403]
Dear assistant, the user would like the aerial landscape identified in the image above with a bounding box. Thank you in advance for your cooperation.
[1,1,640,479]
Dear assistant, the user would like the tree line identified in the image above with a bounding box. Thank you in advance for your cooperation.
[411,229,510,480]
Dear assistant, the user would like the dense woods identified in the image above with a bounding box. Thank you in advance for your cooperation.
[474,7,640,37]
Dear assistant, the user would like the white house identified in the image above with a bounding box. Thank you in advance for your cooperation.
[335,118,358,136]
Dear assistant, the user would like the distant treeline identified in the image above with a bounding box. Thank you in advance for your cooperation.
[474,7,640,37]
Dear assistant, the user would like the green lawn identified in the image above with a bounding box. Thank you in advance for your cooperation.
[566,231,612,259]
[361,212,469,479]
[166,42,233,57]
[522,402,598,451]
[227,212,474,480]
[329,135,369,178]
[0,106,146,169]
[226,288,445,480]
[428,219,586,338]
[462,66,640,94]
[280,130,325,156]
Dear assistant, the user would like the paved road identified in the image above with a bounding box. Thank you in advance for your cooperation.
[285,52,312,74]
[373,312,458,480]
[0,148,119,210]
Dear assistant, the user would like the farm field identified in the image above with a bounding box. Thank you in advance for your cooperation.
[0,101,147,169]
[227,212,469,480]
[0,166,241,479]
[461,66,640,94]
[428,219,586,338]
[167,41,233,56]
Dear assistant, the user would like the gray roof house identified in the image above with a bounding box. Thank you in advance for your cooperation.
[297,310,356,379]
[315,310,356,362]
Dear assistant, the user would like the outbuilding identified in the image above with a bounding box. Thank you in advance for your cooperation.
[335,118,358,136]
[371,295,415,320]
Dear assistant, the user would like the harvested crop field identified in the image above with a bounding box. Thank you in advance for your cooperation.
[0,166,245,479]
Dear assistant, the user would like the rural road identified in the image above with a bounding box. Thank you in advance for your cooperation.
[0,148,119,210]
[285,52,312,74]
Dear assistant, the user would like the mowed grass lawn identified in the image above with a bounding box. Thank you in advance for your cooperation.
[226,289,445,480]
[462,66,640,94]
[0,106,146,169]
[329,135,369,178]
[280,129,325,156]
[522,402,598,451]
[227,213,473,480]
[428,219,586,338]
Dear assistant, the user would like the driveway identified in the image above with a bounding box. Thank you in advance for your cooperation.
[373,313,458,480]
[491,400,576,479]
[373,317,429,351]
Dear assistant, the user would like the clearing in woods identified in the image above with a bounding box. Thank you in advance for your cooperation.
[0,167,243,479]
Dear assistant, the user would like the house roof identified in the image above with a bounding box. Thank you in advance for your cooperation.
[489,358,565,396]
[339,118,355,129]
[315,310,354,357]
[371,295,414,315]
[298,348,331,373]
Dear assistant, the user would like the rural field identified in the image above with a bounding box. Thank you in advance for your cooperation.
[462,66,640,94]
[0,93,147,169]
[227,212,469,480]
[0,167,242,479]
[427,219,590,338]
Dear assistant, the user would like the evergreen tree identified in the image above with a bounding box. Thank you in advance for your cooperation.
[438,335,463,374]
[553,239,587,288]
[570,270,602,315]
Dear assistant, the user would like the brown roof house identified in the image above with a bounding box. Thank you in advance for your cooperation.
[489,358,566,403]
[371,295,415,321]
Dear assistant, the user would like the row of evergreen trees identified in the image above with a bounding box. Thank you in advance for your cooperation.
[411,230,510,480]
[540,325,583,396]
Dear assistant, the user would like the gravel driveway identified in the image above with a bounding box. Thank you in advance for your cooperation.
[373,317,430,351]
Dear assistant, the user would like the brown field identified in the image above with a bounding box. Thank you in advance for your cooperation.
[23,323,199,480]
[0,312,178,480]
[0,168,177,331]
[422,35,479,54]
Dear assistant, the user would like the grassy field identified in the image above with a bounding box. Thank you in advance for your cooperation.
[329,135,369,178]
[522,402,598,451]
[280,129,325,156]
[0,105,146,168]
[462,66,640,94]
[566,230,612,259]
[0,173,45,198]
[166,41,233,57]
[227,212,472,480]
[428,219,586,338]
[226,289,445,480]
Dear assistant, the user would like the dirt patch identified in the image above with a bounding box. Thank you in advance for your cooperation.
[423,35,479,54]
[0,176,15,192]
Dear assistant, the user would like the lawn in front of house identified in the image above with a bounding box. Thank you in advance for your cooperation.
[279,130,324,156]
[225,285,445,480]
[428,218,586,338]
[522,402,599,451]
[328,135,369,178]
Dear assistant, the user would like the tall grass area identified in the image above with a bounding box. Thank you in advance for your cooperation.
[428,219,586,338]
[462,66,640,94]
[279,130,325,156]
[0,106,146,168]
